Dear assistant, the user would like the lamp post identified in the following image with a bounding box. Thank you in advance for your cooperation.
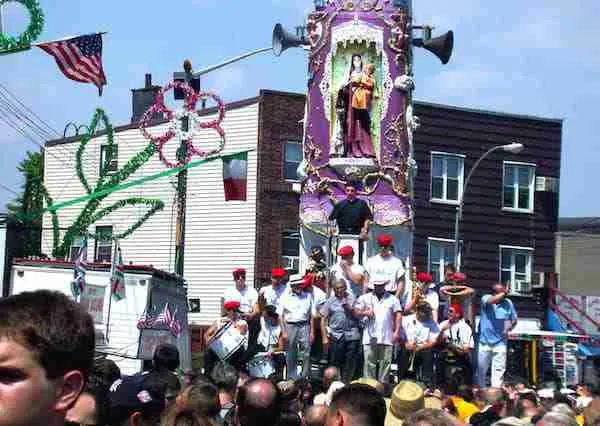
[453,142,524,271]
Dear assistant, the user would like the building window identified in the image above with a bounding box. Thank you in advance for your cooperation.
[70,236,86,261]
[500,245,533,295]
[100,145,118,175]
[431,153,464,204]
[284,141,302,181]
[95,226,113,263]
[503,162,535,212]
[281,229,300,273]
[427,238,457,283]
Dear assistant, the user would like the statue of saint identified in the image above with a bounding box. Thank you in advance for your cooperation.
[333,54,377,158]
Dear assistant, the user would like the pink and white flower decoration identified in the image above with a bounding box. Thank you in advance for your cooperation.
[139,80,226,168]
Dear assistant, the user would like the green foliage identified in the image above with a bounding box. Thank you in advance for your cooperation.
[0,0,44,54]
[6,150,44,256]
[46,109,163,258]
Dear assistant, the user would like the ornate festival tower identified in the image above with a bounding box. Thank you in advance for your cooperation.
[295,0,421,266]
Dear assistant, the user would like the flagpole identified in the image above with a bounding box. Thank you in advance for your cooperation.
[32,31,108,47]
[105,240,117,344]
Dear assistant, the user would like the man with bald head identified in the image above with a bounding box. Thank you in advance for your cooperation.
[477,283,517,387]
[322,366,341,391]
[235,378,282,426]
[305,404,329,426]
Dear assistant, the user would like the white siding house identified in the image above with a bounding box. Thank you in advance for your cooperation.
[43,101,260,325]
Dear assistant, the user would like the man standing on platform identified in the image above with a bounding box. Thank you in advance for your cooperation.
[437,303,474,386]
[258,268,290,312]
[224,268,259,320]
[477,283,518,387]
[355,279,402,384]
[330,245,367,298]
[365,234,407,304]
[280,275,317,379]
[320,278,361,382]
[328,182,373,240]
[403,301,439,389]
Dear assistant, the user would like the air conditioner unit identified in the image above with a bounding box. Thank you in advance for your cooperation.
[513,280,532,295]
[532,271,545,289]
[535,176,559,193]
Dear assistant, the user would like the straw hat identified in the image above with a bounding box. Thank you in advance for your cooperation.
[351,378,385,395]
[385,381,425,426]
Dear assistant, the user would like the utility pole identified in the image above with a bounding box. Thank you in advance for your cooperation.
[173,59,195,277]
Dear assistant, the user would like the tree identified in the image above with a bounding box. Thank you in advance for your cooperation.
[6,150,44,257]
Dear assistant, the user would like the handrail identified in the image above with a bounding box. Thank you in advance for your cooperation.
[550,287,600,331]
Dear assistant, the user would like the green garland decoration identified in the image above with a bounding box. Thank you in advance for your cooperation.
[51,108,162,258]
[0,0,44,54]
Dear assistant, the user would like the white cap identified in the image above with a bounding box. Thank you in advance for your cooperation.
[367,279,389,290]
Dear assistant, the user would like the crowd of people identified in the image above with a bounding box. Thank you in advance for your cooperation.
[207,232,516,392]
[1,281,600,425]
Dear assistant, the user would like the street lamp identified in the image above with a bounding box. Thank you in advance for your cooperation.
[453,142,525,270]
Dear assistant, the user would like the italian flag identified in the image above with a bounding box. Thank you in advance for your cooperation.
[222,152,248,201]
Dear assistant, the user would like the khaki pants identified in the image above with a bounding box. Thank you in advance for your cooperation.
[363,344,393,383]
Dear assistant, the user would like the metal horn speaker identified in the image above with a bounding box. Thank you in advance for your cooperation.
[272,23,309,56]
[413,30,454,64]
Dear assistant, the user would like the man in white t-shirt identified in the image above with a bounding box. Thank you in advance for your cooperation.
[365,234,407,303]
[330,245,366,298]
[403,301,439,389]
[223,268,259,320]
[354,279,402,384]
[404,272,440,322]
[257,268,290,312]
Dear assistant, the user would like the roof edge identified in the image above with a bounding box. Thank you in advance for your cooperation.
[46,95,261,147]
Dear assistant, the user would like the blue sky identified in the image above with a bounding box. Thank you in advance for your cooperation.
[0,0,597,217]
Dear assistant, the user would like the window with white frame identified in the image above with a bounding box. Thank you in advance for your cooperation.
[281,229,300,273]
[499,246,533,294]
[94,226,113,263]
[100,145,118,175]
[503,162,535,212]
[431,153,464,203]
[428,238,457,283]
[284,141,302,181]
[70,236,86,261]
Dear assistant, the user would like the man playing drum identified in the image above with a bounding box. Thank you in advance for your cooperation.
[437,303,474,387]
[204,299,249,374]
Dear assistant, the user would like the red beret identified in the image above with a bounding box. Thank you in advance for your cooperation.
[377,234,393,246]
[337,245,354,256]
[271,268,287,279]
[300,274,313,290]
[232,268,246,277]
[450,303,464,317]
[223,300,241,311]
[416,272,433,284]
[452,272,466,282]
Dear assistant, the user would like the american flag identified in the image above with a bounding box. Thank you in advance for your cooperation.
[110,241,126,301]
[71,239,88,298]
[38,33,107,95]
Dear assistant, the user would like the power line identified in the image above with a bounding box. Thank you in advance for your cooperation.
[0,82,60,138]
[0,182,20,196]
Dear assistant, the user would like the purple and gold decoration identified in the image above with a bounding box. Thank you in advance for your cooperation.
[273,0,454,267]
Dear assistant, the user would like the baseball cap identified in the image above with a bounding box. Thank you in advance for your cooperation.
[108,373,166,424]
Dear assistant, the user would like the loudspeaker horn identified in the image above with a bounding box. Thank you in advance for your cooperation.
[272,23,309,57]
[413,30,454,64]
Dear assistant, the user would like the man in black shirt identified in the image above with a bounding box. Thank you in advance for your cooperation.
[329,182,373,238]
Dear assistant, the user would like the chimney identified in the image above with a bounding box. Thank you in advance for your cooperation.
[131,74,161,123]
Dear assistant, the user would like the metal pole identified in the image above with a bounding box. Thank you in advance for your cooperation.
[0,4,4,35]
[193,47,272,77]
[174,71,193,277]
[453,145,503,271]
